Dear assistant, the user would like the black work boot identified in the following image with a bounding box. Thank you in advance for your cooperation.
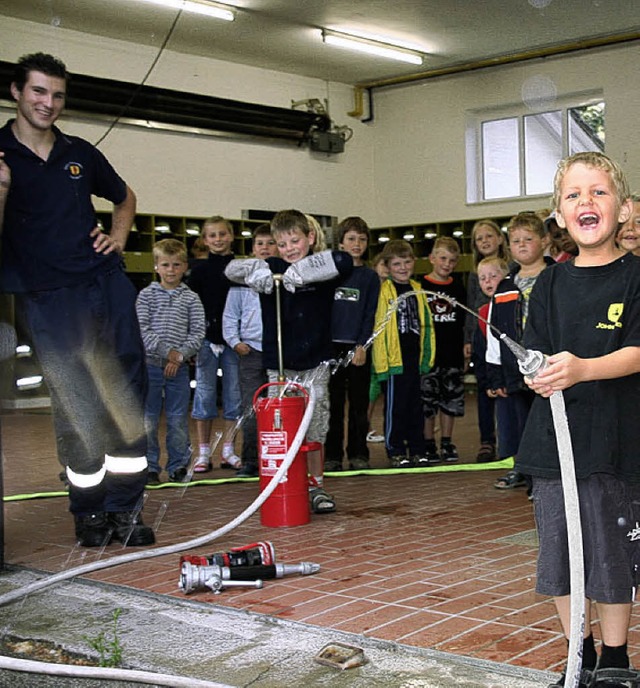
[235,463,258,477]
[74,512,114,548]
[109,511,155,546]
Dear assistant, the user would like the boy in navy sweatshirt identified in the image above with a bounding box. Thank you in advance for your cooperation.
[226,209,352,513]
[325,217,380,471]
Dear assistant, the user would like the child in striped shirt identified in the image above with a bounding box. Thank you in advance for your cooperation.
[136,239,205,484]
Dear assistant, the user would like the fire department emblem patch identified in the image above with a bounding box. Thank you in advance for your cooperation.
[65,162,83,179]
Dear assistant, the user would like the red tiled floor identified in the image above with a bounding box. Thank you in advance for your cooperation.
[3,400,640,674]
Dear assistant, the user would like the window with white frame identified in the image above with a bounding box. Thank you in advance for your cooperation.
[466,94,605,202]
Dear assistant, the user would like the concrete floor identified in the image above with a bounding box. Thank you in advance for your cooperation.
[0,568,553,687]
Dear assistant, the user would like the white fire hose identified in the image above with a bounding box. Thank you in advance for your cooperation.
[370,290,585,687]
[502,340,584,688]
[0,387,316,686]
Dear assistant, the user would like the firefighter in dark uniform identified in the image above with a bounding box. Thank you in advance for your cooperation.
[0,53,155,547]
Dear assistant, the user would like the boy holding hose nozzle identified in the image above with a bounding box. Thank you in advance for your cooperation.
[515,152,640,688]
[225,209,352,513]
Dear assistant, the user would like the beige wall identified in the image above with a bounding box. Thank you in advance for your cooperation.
[1,16,638,226]
[370,43,640,225]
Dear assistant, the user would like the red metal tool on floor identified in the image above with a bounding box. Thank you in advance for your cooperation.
[180,540,275,568]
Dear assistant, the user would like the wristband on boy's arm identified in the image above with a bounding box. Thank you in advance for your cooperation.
[225,258,274,293]
[282,250,339,292]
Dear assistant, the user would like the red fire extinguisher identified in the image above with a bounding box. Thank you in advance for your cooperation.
[253,275,311,527]
[253,380,310,527]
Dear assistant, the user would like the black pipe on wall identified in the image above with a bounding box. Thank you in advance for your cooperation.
[0,61,331,142]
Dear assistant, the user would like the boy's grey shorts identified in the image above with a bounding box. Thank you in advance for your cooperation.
[420,366,465,418]
[267,366,330,444]
[532,473,640,604]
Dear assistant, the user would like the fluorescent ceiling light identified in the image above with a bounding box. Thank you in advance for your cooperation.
[322,29,423,65]
[139,0,235,21]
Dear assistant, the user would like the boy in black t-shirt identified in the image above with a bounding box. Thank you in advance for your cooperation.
[421,237,467,464]
[517,152,640,687]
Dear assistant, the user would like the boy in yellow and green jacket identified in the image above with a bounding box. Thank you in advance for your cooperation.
[372,240,435,468]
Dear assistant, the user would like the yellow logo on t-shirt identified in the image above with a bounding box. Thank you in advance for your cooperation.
[596,303,624,330]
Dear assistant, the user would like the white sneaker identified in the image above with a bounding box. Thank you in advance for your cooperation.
[366,430,384,443]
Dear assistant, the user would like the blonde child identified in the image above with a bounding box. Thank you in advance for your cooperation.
[372,240,435,468]
[187,216,242,472]
[473,256,509,462]
[517,152,640,687]
[487,212,553,491]
[421,237,467,464]
[136,239,205,483]
[477,256,509,313]
[464,219,510,462]
[305,214,327,252]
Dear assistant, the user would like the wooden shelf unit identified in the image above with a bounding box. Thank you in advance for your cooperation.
[368,216,513,276]
[98,211,515,286]
[96,212,268,287]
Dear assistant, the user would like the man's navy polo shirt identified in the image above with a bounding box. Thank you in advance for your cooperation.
[0,120,127,293]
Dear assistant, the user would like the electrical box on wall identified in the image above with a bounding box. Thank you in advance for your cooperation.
[309,131,345,154]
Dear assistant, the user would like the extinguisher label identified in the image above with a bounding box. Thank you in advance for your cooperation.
[260,431,289,479]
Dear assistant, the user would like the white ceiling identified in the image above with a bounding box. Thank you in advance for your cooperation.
[2,0,640,86]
